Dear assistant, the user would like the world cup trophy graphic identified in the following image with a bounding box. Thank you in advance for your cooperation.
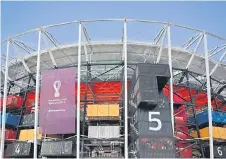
[53,80,61,98]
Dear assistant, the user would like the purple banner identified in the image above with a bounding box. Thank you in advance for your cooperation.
[40,68,76,134]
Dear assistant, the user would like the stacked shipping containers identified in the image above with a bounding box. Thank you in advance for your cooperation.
[190,110,226,157]
[128,63,176,158]
[86,103,121,158]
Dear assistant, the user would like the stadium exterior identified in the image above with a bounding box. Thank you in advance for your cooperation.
[1,19,226,158]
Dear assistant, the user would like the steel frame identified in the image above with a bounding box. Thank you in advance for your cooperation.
[1,19,226,159]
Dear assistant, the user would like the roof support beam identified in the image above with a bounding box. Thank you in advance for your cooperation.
[156,27,167,63]
[42,31,58,68]
[209,45,226,57]
[186,34,204,69]
[153,27,165,45]
[183,33,202,50]
[21,59,31,73]
[210,49,226,76]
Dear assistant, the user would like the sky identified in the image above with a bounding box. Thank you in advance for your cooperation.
[1,1,226,56]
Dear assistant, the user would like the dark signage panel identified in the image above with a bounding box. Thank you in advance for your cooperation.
[204,145,226,158]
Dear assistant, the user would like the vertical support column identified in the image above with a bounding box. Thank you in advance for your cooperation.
[0,40,10,158]
[204,33,214,159]
[167,25,175,134]
[34,29,42,158]
[77,22,82,159]
[123,19,128,159]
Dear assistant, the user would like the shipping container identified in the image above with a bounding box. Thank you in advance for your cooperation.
[87,104,119,119]
[174,106,192,158]
[191,127,226,140]
[130,121,174,142]
[41,140,76,157]
[6,95,24,109]
[5,142,33,157]
[132,75,158,97]
[0,113,19,127]
[18,128,60,141]
[20,113,39,126]
[129,137,176,158]
[203,143,226,158]
[0,128,16,141]
[189,110,226,126]
[88,126,120,139]
[131,108,171,124]
[132,88,159,108]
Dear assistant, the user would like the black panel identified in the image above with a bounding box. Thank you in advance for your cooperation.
[204,145,226,158]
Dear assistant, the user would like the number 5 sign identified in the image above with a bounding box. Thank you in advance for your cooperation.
[149,112,162,131]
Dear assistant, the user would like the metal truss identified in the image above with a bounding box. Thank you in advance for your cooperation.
[1,19,226,159]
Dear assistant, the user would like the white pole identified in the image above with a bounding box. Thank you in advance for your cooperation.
[77,22,82,159]
[34,29,42,158]
[167,25,175,134]
[204,33,214,159]
[0,40,10,158]
[123,19,128,159]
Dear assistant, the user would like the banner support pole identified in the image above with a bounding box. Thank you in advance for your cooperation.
[0,40,10,158]
[34,29,42,158]
[77,22,82,159]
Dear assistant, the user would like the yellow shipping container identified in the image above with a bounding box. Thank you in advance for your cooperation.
[98,104,109,116]
[87,104,98,117]
[19,129,60,141]
[191,127,226,140]
[19,129,42,141]
[109,104,119,117]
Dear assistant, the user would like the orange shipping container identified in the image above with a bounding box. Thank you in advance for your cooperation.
[87,104,98,117]
[109,104,119,117]
[98,104,108,117]
[87,104,119,117]
[19,129,60,141]
[191,127,226,140]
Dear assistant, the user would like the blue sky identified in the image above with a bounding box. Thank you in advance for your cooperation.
[1,1,226,52]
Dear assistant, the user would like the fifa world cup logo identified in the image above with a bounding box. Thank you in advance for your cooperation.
[53,80,61,97]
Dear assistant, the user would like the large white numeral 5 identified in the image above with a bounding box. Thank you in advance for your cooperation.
[217,147,223,156]
[149,112,162,131]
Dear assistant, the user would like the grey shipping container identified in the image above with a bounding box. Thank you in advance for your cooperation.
[134,63,170,81]
[131,88,159,108]
[88,126,120,139]
[132,75,158,98]
[133,64,170,92]
[20,113,39,126]
[131,108,172,124]
[41,140,76,157]
[129,99,171,117]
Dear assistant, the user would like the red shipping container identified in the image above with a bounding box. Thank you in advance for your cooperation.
[0,128,17,141]
[6,95,24,109]
[174,106,193,158]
